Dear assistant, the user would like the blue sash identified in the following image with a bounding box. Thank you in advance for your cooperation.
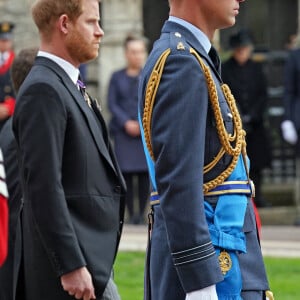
[205,155,248,300]
[138,110,157,190]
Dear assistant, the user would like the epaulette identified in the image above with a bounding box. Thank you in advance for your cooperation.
[169,31,189,53]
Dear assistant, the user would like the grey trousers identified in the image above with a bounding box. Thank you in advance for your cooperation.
[100,277,121,300]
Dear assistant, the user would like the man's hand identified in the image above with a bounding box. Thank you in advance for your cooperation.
[61,266,96,300]
[0,105,9,120]
[185,285,218,300]
[124,120,140,137]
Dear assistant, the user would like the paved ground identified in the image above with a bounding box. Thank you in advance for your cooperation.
[260,226,300,257]
[119,224,300,258]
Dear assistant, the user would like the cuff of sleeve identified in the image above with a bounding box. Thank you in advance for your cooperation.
[175,249,223,293]
[49,248,87,277]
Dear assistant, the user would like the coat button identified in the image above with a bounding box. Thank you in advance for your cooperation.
[114,186,121,193]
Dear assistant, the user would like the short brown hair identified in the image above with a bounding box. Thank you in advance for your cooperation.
[123,34,148,50]
[11,47,38,93]
[31,0,83,37]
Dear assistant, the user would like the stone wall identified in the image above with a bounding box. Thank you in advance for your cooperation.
[0,0,143,120]
[0,0,38,51]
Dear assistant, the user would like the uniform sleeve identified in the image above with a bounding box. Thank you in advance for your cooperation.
[150,50,223,292]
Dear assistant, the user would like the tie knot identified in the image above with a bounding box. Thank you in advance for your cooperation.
[77,78,86,90]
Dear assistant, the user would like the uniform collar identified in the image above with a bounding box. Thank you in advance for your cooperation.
[168,16,211,54]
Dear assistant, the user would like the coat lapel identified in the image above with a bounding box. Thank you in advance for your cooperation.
[35,57,118,176]
[67,84,118,175]
[89,99,126,188]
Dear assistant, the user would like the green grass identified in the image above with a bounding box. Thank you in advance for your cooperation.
[114,252,300,300]
[264,257,300,300]
[114,251,145,300]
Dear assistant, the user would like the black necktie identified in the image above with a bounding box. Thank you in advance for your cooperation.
[208,46,220,70]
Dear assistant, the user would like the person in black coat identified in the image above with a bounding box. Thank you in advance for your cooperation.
[0,47,37,300]
[12,1,125,299]
[281,47,300,150]
[222,30,272,207]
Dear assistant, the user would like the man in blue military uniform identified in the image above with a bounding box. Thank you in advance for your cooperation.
[0,21,16,130]
[138,0,273,299]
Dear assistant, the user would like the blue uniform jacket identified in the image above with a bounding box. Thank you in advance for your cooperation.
[138,21,269,299]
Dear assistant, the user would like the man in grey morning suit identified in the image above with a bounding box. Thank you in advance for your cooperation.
[12,1,125,299]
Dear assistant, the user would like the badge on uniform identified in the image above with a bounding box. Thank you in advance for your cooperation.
[218,250,232,275]
[177,42,185,51]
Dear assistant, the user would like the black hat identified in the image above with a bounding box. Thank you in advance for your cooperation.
[0,22,15,40]
[229,29,253,49]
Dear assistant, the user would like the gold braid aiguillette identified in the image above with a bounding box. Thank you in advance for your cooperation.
[142,47,247,194]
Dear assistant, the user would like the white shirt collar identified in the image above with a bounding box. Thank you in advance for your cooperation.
[37,51,80,85]
[168,16,211,54]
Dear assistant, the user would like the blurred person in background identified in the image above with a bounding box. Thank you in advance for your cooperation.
[281,34,300,225]
[222,29,272,208]
[79,63,88,83]
[108,34,149,224]
[281,39,300,150]
[0,21,16,131]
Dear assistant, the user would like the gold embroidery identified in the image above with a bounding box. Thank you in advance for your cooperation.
[265,290,274,300]
[218,250,232,275]
[177,42,185,50]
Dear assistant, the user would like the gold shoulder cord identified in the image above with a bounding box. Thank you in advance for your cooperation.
[142,48,171,161]
[142,47,247,194]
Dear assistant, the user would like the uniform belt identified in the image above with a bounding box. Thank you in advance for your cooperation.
[205,180,255,197]
[150,180,254,206]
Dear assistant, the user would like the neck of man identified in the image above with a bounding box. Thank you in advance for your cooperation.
[169,9,215,41]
